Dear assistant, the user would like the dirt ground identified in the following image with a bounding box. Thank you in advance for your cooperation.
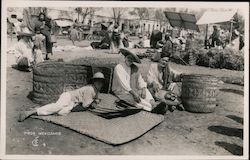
[5,37,245,155]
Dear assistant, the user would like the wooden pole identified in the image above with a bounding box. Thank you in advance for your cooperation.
[204,24,208,49]
[229,21,233,44]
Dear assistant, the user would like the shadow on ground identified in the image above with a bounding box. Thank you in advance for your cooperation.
[208,114,243,155]
[208,125,243,139]
[226,115,243,125]
[215,141,243,155]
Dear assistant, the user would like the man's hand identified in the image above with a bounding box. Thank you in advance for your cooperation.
[133,94,141,103]
[130,90,141,103]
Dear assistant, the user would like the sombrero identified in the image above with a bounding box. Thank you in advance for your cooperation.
[17,31,34,37]
[119,48,141,64]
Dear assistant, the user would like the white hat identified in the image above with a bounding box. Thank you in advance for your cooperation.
[234,30,240,36]
[17,28,34,37]
[92,72,105,80]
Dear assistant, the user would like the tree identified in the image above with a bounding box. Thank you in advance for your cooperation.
[74,7,98,24]
[164,8,177,12]
[154,8,166,30]
[75,7,82,22]
[112,8,125,24]
[129,8,149,20]
[234,12,244,33]
[58,9,72,19]
[81,8,98,24]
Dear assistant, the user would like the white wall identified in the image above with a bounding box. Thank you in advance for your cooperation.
[139,20,171,34]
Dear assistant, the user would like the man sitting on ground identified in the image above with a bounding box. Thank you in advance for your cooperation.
[135,35,150,48]
[18,72,105,122]
[147,57,184,111]
[112,48,169,114]
[90,31,111,49]
[14,31,35,72]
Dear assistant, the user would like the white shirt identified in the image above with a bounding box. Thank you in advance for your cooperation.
[68,85,97,107]
[147,63,164,89]
[112,62,147,95]
[14,39,34,65]
[143,39,150,48]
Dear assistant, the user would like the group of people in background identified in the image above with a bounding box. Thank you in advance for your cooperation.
[90,22,130,53]
[208,25,244,50]
[13,10,56,71]
[12,9,245,72]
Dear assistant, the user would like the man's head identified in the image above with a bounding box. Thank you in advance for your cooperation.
[125,54,135,66]
[187,33,193,39]
[213,25,217,30]
[39,13,45,21]
[158,57,169,68]
[114,24,119,29]
[92,72,105,91]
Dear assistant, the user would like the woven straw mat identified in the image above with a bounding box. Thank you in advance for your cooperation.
[31,111,164,145]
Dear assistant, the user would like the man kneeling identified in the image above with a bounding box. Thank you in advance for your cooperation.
[18,72,105,122]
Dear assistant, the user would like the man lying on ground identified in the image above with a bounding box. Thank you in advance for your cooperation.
[147,57,184,112]
[112,48,170,115]
[18,72,105,122]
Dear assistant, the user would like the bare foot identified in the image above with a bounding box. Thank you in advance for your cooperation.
[177,104,185,111]
[18,110,36,122]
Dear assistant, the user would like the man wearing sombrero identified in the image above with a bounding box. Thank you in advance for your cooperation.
[14,31,35,71]
[18,72,106,121]
[112,48,167,114]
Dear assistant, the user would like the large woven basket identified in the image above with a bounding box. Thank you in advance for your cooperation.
[32,61,92,104]
[181,74,219,113]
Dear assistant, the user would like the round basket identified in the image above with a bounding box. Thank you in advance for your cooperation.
[32,61,92,105]
[181,74,219,113]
